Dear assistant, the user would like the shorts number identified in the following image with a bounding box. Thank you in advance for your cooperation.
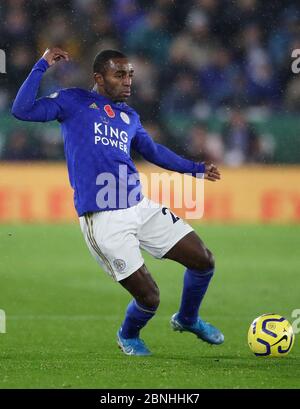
[162,207,180,224]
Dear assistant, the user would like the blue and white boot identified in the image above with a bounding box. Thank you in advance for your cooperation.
[117,329,152,356]
[170,313,224,345]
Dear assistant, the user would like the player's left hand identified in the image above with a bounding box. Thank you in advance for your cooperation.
[42,47,70,66]
[204,162,221,182]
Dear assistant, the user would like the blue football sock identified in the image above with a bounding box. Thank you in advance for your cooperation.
[177,268,214,325]
[120,299,157,339]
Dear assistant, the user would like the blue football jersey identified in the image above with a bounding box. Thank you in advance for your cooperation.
[45,87,146,215]
[12,58,205,216]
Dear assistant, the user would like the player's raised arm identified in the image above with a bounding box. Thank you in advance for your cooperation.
[131,121,221,181]
[11,48,69,122]
[42,48,69,66]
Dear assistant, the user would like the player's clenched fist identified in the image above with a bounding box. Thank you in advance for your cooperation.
[42,48,69,66]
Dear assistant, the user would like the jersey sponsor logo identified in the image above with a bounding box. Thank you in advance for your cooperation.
[113,259,126,273]
[94,122,128,142]
[104,104,115,118]
[94,122,128,153]
[120,112,130,124]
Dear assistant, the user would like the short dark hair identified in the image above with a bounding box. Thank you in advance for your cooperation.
[93,50,127,74]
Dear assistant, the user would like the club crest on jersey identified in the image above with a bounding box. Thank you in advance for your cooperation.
[100,115,109,124]
[104,104,115,118]
[120,112,130,124]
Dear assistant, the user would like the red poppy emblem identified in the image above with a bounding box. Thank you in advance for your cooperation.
[104,104,115,118]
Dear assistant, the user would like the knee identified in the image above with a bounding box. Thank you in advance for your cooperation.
[206,249,215,271]
[139,287,160,310]
[194,248,215,272]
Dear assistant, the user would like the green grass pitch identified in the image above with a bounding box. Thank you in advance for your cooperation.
[0,223,299,389]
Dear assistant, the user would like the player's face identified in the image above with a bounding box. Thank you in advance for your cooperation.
[95,58,134,102]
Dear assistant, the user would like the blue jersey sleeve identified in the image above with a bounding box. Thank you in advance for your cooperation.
[131,118,205,177]
[11,58,69,122]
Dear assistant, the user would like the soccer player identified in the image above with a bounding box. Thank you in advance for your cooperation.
[12,47,224,356]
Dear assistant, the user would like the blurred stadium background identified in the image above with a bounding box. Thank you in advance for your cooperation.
[0,0,300,389]
[1,0,300,223]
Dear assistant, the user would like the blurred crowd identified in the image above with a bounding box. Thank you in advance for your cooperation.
[1,0,300,165]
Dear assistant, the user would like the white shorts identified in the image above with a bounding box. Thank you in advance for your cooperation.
[79,197,193,282]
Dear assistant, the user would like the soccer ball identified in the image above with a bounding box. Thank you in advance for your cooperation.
[248,313,295,357]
